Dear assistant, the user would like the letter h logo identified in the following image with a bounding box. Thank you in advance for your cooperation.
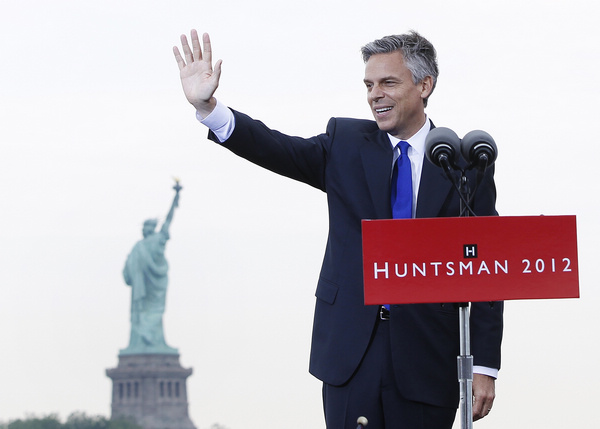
[463,244,478,259]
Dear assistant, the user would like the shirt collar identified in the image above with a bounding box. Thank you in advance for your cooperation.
[387,115,431,156]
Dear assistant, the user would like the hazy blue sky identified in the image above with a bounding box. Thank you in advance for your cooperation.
[1,1,598,428]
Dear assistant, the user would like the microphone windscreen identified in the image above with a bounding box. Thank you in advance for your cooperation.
[461,130,498,165]
[425,127,461,167]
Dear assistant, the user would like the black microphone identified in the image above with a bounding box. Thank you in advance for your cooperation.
[356,416,368,428]
[460,129,497,170]
[425,127,461,172]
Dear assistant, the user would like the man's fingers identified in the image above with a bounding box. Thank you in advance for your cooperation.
[472,393,494,421]
[180,33,193,65]
[173,29,221,112]
[473,407,492,421]
[472,400,486,421]
[202,32,212,64]
[212,59,222,81]
[173,46,186,70]
[472,374,496,421]
[175,30,212,69]
[191,29,203,62]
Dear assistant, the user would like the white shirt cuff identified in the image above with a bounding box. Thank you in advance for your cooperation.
[473,366,498,379]
[195,99,235,143]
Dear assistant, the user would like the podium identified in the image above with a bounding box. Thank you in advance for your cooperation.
[361,215,579,428]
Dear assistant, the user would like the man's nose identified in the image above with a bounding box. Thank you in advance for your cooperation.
[369,85,384,101]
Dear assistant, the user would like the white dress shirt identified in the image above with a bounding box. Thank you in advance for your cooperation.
[386,117,429,219]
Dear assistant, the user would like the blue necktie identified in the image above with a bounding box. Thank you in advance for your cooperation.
[384,141,412,314]
[391,140,413,219]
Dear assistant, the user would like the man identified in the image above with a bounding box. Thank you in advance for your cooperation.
[173,30,503,428]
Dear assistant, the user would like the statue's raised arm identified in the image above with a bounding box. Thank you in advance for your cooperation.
[161,179,182,236]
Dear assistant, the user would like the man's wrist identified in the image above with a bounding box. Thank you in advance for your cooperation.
[193,97,217,119]
[196,98,235,142]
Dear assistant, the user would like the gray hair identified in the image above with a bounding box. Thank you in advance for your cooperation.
[361,31,438,106]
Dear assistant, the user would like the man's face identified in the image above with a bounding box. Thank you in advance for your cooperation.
[364,51,432,140]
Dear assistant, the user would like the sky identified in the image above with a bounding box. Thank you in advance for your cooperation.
[1,0,599,428]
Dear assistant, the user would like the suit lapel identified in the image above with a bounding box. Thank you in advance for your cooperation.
[416,157,454,218]
[359,129,394,219]
[358,122,455,220]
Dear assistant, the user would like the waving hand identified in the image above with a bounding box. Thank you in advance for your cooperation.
[173,30,222,117]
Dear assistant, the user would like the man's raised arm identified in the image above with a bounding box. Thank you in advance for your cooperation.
[173,30,222,118]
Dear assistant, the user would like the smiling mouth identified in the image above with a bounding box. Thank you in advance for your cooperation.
[375,107,393,113]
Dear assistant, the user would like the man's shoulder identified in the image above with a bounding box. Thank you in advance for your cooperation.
[330,117,378,130]
[331,117,378,131]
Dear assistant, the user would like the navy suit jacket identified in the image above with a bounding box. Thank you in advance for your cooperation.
[211,110,503,408]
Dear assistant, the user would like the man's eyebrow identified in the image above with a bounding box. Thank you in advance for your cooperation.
[363,76,400,83]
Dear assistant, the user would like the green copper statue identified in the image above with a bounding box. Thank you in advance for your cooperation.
[120,180,182,355]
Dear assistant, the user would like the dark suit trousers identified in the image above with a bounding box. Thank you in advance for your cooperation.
[322,316,457,429]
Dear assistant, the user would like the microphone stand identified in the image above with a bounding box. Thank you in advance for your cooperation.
[457,174,473,429]
[427,129,497,429]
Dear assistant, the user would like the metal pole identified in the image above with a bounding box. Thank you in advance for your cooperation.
[458,304,473,429]
[458,174,473,429]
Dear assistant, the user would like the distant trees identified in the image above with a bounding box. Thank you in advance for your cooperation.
[2,414,62,429]
[1,413,141,429]
[0,413,229,429]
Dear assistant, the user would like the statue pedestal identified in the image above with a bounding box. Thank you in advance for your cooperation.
[106,354,196,429]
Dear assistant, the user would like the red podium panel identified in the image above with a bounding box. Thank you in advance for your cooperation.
[362,215,579,304]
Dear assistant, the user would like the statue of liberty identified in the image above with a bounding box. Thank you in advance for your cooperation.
[121,180,182,355]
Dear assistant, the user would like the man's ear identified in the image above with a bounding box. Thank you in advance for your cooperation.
[420,75,434,100]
